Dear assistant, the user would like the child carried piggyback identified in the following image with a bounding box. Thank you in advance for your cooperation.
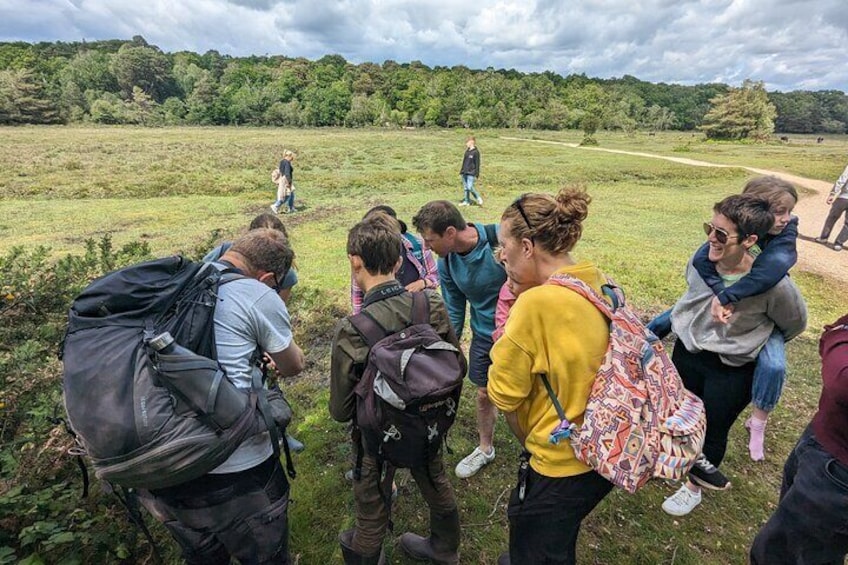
[649,176,799,461]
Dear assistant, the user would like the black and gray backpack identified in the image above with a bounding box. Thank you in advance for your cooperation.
[349,291,466,471]
[60,255,293,490]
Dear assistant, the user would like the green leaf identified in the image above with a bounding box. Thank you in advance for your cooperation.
[46,531,76,545]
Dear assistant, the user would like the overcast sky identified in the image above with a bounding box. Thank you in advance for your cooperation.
[2,0,846,92]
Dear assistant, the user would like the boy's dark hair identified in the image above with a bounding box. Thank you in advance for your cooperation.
[230,228,294,280]
[713,194,774,241]
[412,201,467,235]
[364,205,406,234]
[249,212,289,239]
[347,215,402,275]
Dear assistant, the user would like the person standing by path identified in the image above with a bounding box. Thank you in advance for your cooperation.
[272,150,296,214]
[814,162,848,251]
[413,201,507,479]
[459,136,482,207]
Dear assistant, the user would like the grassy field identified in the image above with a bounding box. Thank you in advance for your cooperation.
[1,126,846,564]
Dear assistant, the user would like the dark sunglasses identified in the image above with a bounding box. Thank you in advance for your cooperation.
[703,222,743,245]
[513,194,534,241]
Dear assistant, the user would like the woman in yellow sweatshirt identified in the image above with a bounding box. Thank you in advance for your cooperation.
[488,186,613,565]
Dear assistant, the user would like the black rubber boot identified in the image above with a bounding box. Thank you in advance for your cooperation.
[399,508,460,564]
[339,529,386,565]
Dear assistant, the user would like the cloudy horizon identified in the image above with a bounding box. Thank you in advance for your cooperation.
[1,0,846,92]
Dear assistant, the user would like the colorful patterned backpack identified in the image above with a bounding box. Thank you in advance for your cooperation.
[543,273,706,494]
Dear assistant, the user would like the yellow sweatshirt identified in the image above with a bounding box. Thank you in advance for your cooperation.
[488,262,610,477]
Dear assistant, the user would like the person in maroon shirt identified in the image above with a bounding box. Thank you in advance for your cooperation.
[750,313,848,564]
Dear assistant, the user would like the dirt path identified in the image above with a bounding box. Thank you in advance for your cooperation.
[502,137,847,283]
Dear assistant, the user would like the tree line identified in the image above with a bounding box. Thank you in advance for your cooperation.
[0,36,845,135]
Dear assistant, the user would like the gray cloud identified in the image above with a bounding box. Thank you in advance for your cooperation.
[0,0,845,91]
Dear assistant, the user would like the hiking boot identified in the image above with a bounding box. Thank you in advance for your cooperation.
[458,201,470,207]
[662,484,702,516]
[476,196,483,206]
[688,453,731,491]
[399,508,460,565]
[270,204,280,214]
[339,529,386,565]
[455,446,495,478]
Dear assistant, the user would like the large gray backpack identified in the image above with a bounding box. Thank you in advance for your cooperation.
[60,255,293,490]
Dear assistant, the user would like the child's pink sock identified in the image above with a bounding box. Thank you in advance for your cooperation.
[746,416,767,461]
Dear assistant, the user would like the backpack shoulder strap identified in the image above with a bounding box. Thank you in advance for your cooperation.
[349,311,389,348]
[403,232,422,256]
[546,273,617,319]
[483,224,499,248]
[411,291,430,325]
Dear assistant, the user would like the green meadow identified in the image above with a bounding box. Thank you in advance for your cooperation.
[1,126,845,564]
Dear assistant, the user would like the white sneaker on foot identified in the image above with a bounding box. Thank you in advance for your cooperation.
[270,204,279,214]
[662,484,702,516]
[459,201,470,207]
[455,446,495,478]
[476,196,483,206]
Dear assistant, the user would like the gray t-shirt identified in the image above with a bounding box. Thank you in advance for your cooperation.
[209,277,293,473]
[671,259,807,366]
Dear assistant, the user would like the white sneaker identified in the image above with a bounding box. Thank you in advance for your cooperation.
[458,201,470,206]
[476,196,483,206]
[455,446,495,478]
[662,485,702,516]
[270,204,279,214]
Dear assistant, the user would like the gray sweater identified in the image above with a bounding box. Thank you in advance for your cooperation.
[671,259,807,366]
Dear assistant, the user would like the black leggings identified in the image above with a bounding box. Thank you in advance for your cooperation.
[672,344,755,467]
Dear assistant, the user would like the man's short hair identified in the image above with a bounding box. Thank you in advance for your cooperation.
[347,215,402,275]
[412,201,467,235]
[713,194,774,241]
[230,228,294,280]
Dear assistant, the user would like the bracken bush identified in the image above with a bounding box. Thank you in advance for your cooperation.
[0,235,162,564]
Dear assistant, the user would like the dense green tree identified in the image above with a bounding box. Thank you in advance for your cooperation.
[699,80,776,140]
[1,39,845,133]
[89,91,127,124]
[0,68,60,124]
[110,43,174,102]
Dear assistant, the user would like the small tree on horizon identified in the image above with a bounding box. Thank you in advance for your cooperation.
[699,79,776,140]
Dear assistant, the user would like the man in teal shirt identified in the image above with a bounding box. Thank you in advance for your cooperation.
[413,201,507,478]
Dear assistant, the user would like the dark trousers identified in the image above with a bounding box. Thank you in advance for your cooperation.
[672,344,754,467]
[507,460,613,565]
[351,452,457,555]
[750,425,848,564]
[819,197,848,245]
[138,456,290,565]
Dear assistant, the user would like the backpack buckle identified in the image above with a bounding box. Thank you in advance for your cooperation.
[549,419,576,444]
[383,425,401,443]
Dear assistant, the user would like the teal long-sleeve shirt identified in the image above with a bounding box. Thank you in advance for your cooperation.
[438,223,507,340]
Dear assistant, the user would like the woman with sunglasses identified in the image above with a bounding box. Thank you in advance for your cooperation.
[660,194,807,518]
[650,176,799,462]
[487,186,614,565]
